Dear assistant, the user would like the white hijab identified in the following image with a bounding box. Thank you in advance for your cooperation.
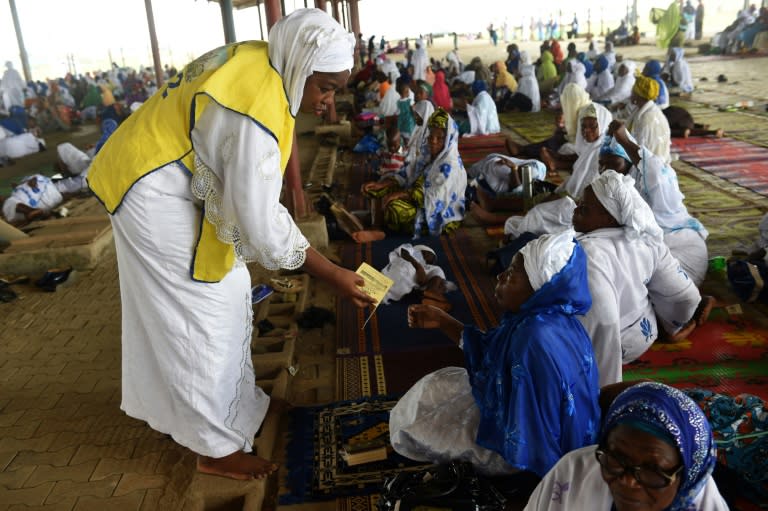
[600,60,636,104]
[590,169,664,243]
[558,60,588,95]
[557,102,613,199]
[268,8,355,116]
[519,228,576,291]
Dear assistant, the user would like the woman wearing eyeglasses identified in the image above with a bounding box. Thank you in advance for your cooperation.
[524,381,728,511]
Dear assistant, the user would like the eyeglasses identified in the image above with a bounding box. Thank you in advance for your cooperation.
[595,448,683,489]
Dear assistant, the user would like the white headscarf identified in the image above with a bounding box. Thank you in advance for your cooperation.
[519,51,532,66]
[599,60,636,104]
[557,102,612,199]
[590,169,663,243]
[56,143,91,175]
[519,228,576,291]
[268,8,355,116]
[558,60,587,95]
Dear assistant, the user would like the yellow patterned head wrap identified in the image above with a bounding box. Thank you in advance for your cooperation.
[427,108,450,130]
[632,75,659,102]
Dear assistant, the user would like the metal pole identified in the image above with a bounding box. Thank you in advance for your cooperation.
[257,2,264,40]
[8,0,32,82]
[219,0,237,44]
[144,0,165,87]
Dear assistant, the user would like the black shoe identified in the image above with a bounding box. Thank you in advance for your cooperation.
[35,267,73,292]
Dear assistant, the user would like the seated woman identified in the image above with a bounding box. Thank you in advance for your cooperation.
[597,60,636,107]
[663,47,694,95]
[504,102,612,240]
[586,56,615,101]
[466,80,501,135]
[492,60,518,110]
[556,60,588,97]
[574,171,712,386]
[642,59,670,110]
[390,229,600,479]
[525,381,728,510]
[509,51,540,113]
[535,49,558,96]
[363,108,467,236]
[607,121,710,285]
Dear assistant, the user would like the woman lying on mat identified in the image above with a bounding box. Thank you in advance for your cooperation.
[525,381,728,511]
[362,108,467,236]
[662,106,724,139]
[390,229,600,482]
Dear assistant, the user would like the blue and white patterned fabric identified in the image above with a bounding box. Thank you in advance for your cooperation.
[604,382,717,511]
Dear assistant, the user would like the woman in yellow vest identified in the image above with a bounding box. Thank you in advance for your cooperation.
[86,9,373,480]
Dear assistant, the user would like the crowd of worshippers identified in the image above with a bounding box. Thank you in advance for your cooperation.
[343,34,765,509]
[0,58,154,223]
[0,60,174,166]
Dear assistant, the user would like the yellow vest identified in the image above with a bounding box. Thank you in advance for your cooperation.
[88,41,295,282]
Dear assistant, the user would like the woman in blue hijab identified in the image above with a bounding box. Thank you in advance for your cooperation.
[390,229,600,480]
[643,59,670,109]
[525,381,728,510]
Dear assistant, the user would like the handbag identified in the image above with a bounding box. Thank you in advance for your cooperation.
[376,461,507,511]
[727,258,768,303]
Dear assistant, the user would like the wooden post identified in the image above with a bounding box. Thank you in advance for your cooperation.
[144,0,165,87]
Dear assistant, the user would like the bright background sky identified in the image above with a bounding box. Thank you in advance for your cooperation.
[1,0,746,80]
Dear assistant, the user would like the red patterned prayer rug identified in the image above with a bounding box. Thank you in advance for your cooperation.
[672,137,768,196]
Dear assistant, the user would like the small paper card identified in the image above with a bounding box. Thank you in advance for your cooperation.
[355,262,393,328]
[356,262,393,305]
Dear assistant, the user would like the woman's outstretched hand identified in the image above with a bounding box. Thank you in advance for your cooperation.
[407,304,445,329]
[329,266,377,308]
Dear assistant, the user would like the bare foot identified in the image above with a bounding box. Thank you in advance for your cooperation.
[197,451,278,480]
[351,230,386,243]
[714,128,724,138]
[693,295,715,327]
[506,138,521,156]
[682,128,691,138]
[540,147,557,172]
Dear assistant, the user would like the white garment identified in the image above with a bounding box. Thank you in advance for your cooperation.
[597,61,636,105]
[468,153,546,194]
[390,367,516,476]
[601,48,617,71]
[0,132,41,159]
[517,64,540,112]
[667,48,694,93]
[377,84,400,117]
[1,62,25,110]
[57,142,91,175]
[504,197,576,238]
[632,146,709,285]
[190,104,309,270]
[524,446,729,511]
[587,69,615,101]
[557,61,587,96]
[577,228,700,386]
[556,103,613,199]
[411,42,429,81]
[628,100,672,164]
[113,102,309,457]
[445,50,462,74]
[467,90,500,135]
[380,243,450,303]
[2,174,63,223]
